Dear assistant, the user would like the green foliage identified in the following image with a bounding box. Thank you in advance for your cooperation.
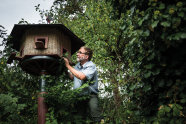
[54,0,186,123]
[44,74,93,123]
[1,0,186,123]
[0,27,39,123]
[0,93,26,123]
[112,0,186,123]
[0,55,39,123]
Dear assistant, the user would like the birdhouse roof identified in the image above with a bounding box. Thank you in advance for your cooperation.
[8,24,85,55]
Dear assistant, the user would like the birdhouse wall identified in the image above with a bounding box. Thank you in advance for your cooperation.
[60,32,71,57]
[19,27,71,58]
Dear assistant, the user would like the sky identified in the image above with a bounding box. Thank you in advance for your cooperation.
[0,0,54,50]
[0,0,54,34]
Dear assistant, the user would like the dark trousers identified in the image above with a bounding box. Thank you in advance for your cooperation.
[74,94,102,123]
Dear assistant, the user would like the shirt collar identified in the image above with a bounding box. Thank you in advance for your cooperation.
[77,61,90,69]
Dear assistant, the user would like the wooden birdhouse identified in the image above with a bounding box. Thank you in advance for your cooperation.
[7,24,85,75]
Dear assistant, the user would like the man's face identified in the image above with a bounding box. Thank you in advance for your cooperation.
[76,47,88,62]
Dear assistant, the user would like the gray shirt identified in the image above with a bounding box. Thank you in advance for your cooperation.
[73,61,98,94]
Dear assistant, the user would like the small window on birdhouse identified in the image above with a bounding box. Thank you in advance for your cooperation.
[35,37,48,49]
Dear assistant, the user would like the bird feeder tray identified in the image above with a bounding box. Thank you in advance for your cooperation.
[20,55,63,76]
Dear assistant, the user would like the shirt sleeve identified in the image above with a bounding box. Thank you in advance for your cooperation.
[81,65,96,80]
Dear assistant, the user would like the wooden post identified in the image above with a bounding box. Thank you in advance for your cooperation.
[38,70,47,124]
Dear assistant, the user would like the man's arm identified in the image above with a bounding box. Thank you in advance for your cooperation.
[63,57,86,80]
[66,70,74,80]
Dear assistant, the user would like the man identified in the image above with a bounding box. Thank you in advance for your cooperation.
[63,46,101,123]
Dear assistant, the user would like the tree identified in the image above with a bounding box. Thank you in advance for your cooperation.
[0,26,37,123]
[41,0,186,123]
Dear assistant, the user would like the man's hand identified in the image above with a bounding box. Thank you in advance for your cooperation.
[62,57,86,80]
[63,57,70,67]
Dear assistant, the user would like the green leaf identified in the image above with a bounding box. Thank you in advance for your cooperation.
[144,85,151,92]
[158,109,165,116]
[145,64,154,69]
[144,71,151,78]
[144,13,149,20]
[153,121,160,124]
[178,12,184,17]
[158,80,164,87]
[162,14,169,18]
[173,107,180,116]
[170,119,175,124]
[129,91,134,96]
[166,80,173,86]
[160,21,171,27]
[151,21,159,28]
[165,106,171,112]
[143,30,150,36]
[129,84,136,90]
[180,99,186,103]
[152,68,160,75]
[175,104,183,110]
[120,25,126,30]
[180,32,186,39]
[169,32,186,40]
[159,3,165,9]
[138,19,144,26]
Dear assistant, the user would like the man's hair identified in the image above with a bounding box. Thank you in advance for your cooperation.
[81,46,93,61]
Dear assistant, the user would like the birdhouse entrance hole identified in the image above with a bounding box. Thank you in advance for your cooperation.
[35,37,48,49]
